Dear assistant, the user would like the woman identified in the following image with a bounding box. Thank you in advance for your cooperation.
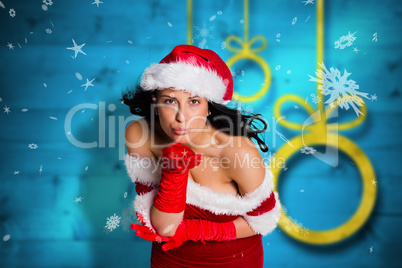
[120,44,281,267]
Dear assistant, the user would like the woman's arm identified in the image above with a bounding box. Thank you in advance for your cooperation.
[125,119,185,237]
[150,205,184,237]
[233,216,258,239]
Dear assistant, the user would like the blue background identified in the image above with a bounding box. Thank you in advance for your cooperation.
[1,0,401,267]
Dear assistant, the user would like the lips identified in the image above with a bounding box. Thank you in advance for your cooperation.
[172,128,189,135]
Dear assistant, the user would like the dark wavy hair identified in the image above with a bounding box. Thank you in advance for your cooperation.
[119,85,269,152]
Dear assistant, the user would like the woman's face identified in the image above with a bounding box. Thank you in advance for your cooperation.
[152,88,209,146]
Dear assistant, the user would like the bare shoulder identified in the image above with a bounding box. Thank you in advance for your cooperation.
[223,136,266,196]
[125,118,154,159]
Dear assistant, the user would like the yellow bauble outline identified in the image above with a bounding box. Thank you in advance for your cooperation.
[226,52,271,103]
[271,132,377,244]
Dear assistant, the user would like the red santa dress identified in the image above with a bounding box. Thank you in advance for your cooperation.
[125,154,282,268]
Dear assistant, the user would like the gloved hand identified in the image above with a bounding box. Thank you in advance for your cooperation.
[161,218,237,251]
[153,142,201,213]
[131,223,169,243]
[130,212,169,242]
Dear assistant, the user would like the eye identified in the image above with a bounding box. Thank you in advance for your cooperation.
[191,100,200,105]
[164,99,175,104]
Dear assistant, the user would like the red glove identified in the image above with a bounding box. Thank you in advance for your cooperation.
[153,142,201,213]
[161,219,237,251]
[131,212,169,242]
[131,223,169,242]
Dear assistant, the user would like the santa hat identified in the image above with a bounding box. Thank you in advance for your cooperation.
[140,44,233,105]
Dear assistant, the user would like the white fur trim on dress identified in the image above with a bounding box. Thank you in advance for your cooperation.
[140,62,227,104]
[243,191,282,236]
[124,154,161,186]
[133,189,158,233]
[125,154,276,216]
[186,166,275,215]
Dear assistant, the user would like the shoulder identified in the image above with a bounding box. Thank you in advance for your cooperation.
[223,136,266,196]
[125,118,154,159]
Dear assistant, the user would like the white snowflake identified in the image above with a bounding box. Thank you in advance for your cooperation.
[301,146,316,154]
[120,207,136,232]
[75,72,83,80]
[81,78,95,91]
[45,28,52,34]
[302,0,314,5]
[43,0,53,6]
[92,0,103,7]
[334,31,357,50]
[9,8,16,18]
[194,21,215,48]
[105,213,121,231]
[3,105,11,114]
[3,234,10,242]
[28,143,38,149]
[243,105,254,114]
[221,41,226,50]
[74,196,84,203]
[6,43,14,50]
[66,39,86,58]
[308,62,370,116]
[310,93,321,104]
[370,93,377,101]
[372,32,377,42]
[0,1,5,8]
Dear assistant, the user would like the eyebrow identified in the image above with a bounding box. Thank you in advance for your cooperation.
[160,94,200,99]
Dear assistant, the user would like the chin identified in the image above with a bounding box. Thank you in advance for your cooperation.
[172,135,191,144]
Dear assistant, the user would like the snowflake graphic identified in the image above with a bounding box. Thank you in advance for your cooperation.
[0,1,5,8]
[302,0,315,5]
[28,143,38,149]
[120,207,136,232]
[334,31,357,50]
[45,28,52,34]
[3,234,10,242]
[9,8,16,17]
[308,62,370,116]
[3,105,11,114]
[194,21,215,48]
[221,41,226,50]
[301,146,316,154]
[243,105,254,114]
[105,213,121,231]
[43,0,53,6]
[372,32,377,42]
[310,93,321,104]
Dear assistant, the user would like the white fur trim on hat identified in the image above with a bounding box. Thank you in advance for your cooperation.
[186,166,275,215]
[133,189,158,233]
[243,191,282,236]
[140,62,227,104]
[124,154,161,186]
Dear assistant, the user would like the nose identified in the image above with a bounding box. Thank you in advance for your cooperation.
[175,106,186,123]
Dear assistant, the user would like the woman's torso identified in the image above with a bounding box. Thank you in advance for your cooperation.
[134,119,264,267]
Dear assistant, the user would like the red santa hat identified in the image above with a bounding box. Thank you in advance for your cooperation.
[140,44,233,105]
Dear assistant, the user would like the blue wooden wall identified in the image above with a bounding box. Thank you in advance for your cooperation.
[0,0,401,267]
